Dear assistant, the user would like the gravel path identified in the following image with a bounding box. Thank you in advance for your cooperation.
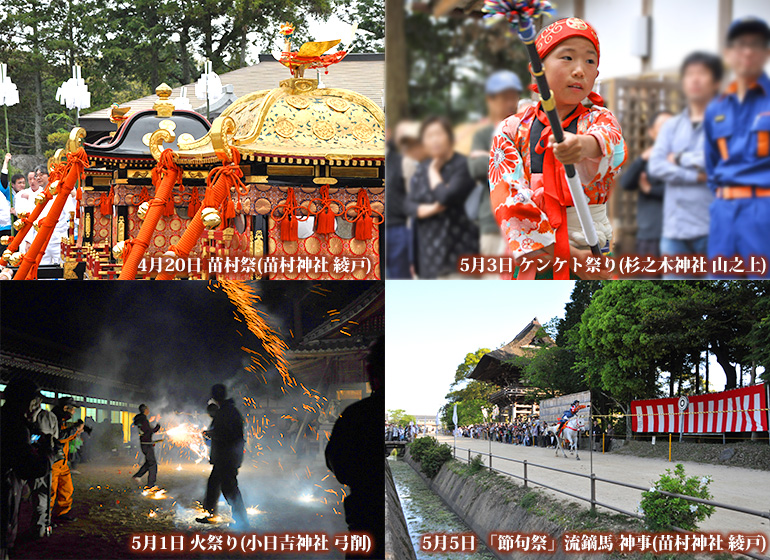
[439,436,770,539]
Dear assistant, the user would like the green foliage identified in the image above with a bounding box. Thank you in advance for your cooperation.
[0,0,378,156]
[453,348,490,386]
[387,408,416,428]
[334,0,384,53]
[409,436,453,478]
[403,10,530,122]
[408,436,435,464]
[440,348,496,429]
[519,491,538,511]
[441,380,497,429]
[467,454,485,474]
[639,464,715,532]
[518,345,587,400]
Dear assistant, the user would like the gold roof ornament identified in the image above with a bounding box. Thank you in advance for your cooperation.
[171,37,384,163]
[109,104,132,136]
[153,83,175,118]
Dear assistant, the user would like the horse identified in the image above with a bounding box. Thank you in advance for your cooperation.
[546,416,586,460]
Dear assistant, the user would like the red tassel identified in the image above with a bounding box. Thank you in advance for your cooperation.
[354,189,373,240]
[164,196,175,216]
[138,186,150,203]
[280,213,297,241]
[314,185,337,235]
[317,208,335,234]
[276,189,299,241]
[100,187,114,216]
[188,186,201,217]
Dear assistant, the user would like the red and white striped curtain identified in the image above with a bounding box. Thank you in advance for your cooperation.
[631,384,769,433]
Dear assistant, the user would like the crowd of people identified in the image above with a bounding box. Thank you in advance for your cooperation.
[387,15,770,279]
[0,152,76,264]
[1,382,92,557]
[455,417,614,453]
[384,422,428,442]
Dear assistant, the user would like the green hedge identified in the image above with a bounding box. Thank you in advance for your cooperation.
[408,436,453,478]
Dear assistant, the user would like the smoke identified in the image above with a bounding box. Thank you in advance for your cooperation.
[61,281,351,534]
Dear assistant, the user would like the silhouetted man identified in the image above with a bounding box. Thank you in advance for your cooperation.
[325,335,385,559]
[29,397,59,538]
[132,404,160,488]
[196,384,248,530]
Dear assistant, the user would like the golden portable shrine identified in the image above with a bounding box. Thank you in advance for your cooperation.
[0,34,384,280]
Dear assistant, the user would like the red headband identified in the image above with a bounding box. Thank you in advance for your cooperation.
[536,18,600,64]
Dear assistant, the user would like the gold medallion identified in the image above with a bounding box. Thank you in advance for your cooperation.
[326,98,350,113]
[352,123,375,142]
[159,119,177,131]
[275,118,296,139]
[312,121,335,141]
[285,95,311,110]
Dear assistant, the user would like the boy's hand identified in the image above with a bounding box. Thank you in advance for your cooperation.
[4,153,11,164]
[549,132,601,165]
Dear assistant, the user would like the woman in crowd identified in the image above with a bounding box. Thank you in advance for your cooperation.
[406,116,479,279]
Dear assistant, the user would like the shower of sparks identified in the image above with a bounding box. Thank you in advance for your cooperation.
[216,280,294,389]
[202,281,349,520]
[164,423,208,463]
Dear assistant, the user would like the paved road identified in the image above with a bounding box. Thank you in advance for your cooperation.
[439,436,770,538]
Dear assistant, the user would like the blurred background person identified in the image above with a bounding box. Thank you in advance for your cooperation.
[706,17,770,275]
[386,121,426,279]
[621,111,672,258]
[649,52,721,276]
[1,379,53,558]
[467,70,522,263]
[385,126,410,279]
[396,121,425,189]
[405,116,478,279]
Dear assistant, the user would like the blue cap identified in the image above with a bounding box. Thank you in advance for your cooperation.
[727,16,770,42]
[485,70,523,95]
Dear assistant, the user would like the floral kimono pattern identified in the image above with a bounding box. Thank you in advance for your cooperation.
[489,104,627,259]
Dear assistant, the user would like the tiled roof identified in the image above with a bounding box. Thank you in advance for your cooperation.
[468,318,555,385]
[81,53,384,121]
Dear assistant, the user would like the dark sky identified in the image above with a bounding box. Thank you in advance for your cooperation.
[0,281,375,405]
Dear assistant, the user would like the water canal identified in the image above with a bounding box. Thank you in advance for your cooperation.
[388,456,495,560]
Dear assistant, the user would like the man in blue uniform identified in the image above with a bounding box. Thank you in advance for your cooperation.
[705,17,770,276]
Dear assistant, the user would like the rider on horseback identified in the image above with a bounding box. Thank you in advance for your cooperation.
[557,400,589,436]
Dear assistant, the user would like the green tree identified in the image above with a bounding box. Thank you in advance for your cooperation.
[1,0,367,157]
[572,282,670,436]
[334,0,384,53]
[441,348,496,429]
[519,345,587,400]
[404,8,531,122]
[387,409,416,427]
[453,347,490,385]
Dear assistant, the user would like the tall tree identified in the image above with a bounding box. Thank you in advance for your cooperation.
[442,348,496,428]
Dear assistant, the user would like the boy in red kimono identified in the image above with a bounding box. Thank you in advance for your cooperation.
[489,18,627,279]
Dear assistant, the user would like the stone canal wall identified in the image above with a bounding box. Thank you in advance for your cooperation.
[404,452,597,560]
[385,459,417,560]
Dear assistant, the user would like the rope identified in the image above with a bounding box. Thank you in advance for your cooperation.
[155,151,243,280]
[0,162,64,266]
[14,148,89,280]
[119,149,182,280]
